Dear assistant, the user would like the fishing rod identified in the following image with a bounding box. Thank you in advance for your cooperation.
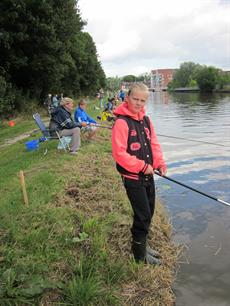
[93,123,229,205]
[157,134,229,148]
[92,124,229,147]
[154,170,230,207]
[92,123,112,129]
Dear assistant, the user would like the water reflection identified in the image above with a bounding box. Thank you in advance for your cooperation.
[147,92,230,306]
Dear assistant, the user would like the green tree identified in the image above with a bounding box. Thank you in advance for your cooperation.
[0,0,64,97]
[217,72,230,89]
[167,79,180,90]
[122,75,136,82]
[173,62,201,87]
[63,32,105,96]
[0,75,15,118]
[188,79,197,87]
[106,77,122,92]
[0,0,106,115]
[77,32,106,95]
[196,66,219,92]
[136,73,150,83]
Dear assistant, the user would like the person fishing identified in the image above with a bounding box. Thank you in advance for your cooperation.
[74,99,98,140]
[112,83,167,265]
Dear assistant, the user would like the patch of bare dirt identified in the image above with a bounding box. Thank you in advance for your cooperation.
[0,129,38,148]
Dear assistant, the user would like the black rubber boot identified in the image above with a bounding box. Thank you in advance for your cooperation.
[131,237,146,262]
[132,237,161,265]
[146,244,160,258]
[145,251,161,265]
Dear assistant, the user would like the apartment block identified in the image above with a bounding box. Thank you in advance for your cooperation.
[150,68,176,90]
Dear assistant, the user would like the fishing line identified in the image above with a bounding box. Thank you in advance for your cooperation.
[93,124,229,147]
[154,170,230,207]
[93,123,229,205]
[157,134,229,147]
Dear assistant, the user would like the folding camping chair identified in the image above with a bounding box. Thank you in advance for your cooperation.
[33,113,69,152]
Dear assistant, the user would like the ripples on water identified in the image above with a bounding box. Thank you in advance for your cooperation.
[147,92,230,306]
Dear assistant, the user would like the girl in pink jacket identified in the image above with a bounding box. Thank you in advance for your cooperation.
[112,83,167,265]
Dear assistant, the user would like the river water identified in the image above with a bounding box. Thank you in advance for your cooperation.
[147,92,230,306]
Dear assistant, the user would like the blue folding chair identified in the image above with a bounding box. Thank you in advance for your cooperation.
[33,113,69,152]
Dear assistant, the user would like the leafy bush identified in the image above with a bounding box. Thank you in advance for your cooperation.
[0,76,15,118]
[196,66,219,92]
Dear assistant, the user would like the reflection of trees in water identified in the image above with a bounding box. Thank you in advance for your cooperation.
[148,91,230,121]
[167,92,230,115]
[198,92,229,104]
[169,92,200,105]
[149,91,173,105]
[150,91,229,105]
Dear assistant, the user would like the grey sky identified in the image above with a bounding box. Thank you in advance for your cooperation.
[78,0,229,77]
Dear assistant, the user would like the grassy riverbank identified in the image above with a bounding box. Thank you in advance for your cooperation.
[0,102,179,305]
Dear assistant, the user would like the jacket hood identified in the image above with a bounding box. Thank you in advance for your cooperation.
[113,97,146,120]
[51,106,70,116]
[50,106,60,115]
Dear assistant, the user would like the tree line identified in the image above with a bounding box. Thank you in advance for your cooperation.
[106,63,230,93]
[167,62,230,92]
[0,0,106,117]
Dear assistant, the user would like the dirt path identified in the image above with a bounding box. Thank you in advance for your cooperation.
[0,129,39,149]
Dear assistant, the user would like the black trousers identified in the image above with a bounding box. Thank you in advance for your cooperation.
[123,176,155,239]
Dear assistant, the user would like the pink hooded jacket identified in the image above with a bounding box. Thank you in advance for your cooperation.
[112,99,166,179]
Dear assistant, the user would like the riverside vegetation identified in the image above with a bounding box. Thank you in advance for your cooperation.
[0,101,180,305]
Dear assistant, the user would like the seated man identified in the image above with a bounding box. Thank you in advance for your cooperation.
[74,99,98,140]
[49,97,86,154]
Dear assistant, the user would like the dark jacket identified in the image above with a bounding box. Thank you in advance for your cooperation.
[49,106,82,131]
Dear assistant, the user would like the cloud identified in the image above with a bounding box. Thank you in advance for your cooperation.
[78,0,230,76]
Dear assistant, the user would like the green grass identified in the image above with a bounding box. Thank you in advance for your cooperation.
[0,101,179,305]
[0,109,126,305]
[0,119,37,145]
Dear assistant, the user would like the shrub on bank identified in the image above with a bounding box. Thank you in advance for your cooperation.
[0,75,15,118]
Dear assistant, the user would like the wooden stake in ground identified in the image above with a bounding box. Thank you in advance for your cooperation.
[19,170,29,206]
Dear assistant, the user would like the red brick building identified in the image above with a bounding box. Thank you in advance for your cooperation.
[150,68,176,90]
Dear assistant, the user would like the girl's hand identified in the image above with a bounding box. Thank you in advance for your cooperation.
[158,165,167,176]
[144,164,154,175]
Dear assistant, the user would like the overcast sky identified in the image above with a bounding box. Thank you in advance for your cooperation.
[78,0,229,77]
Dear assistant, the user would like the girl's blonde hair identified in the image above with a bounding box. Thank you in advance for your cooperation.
[128,83,149,96]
